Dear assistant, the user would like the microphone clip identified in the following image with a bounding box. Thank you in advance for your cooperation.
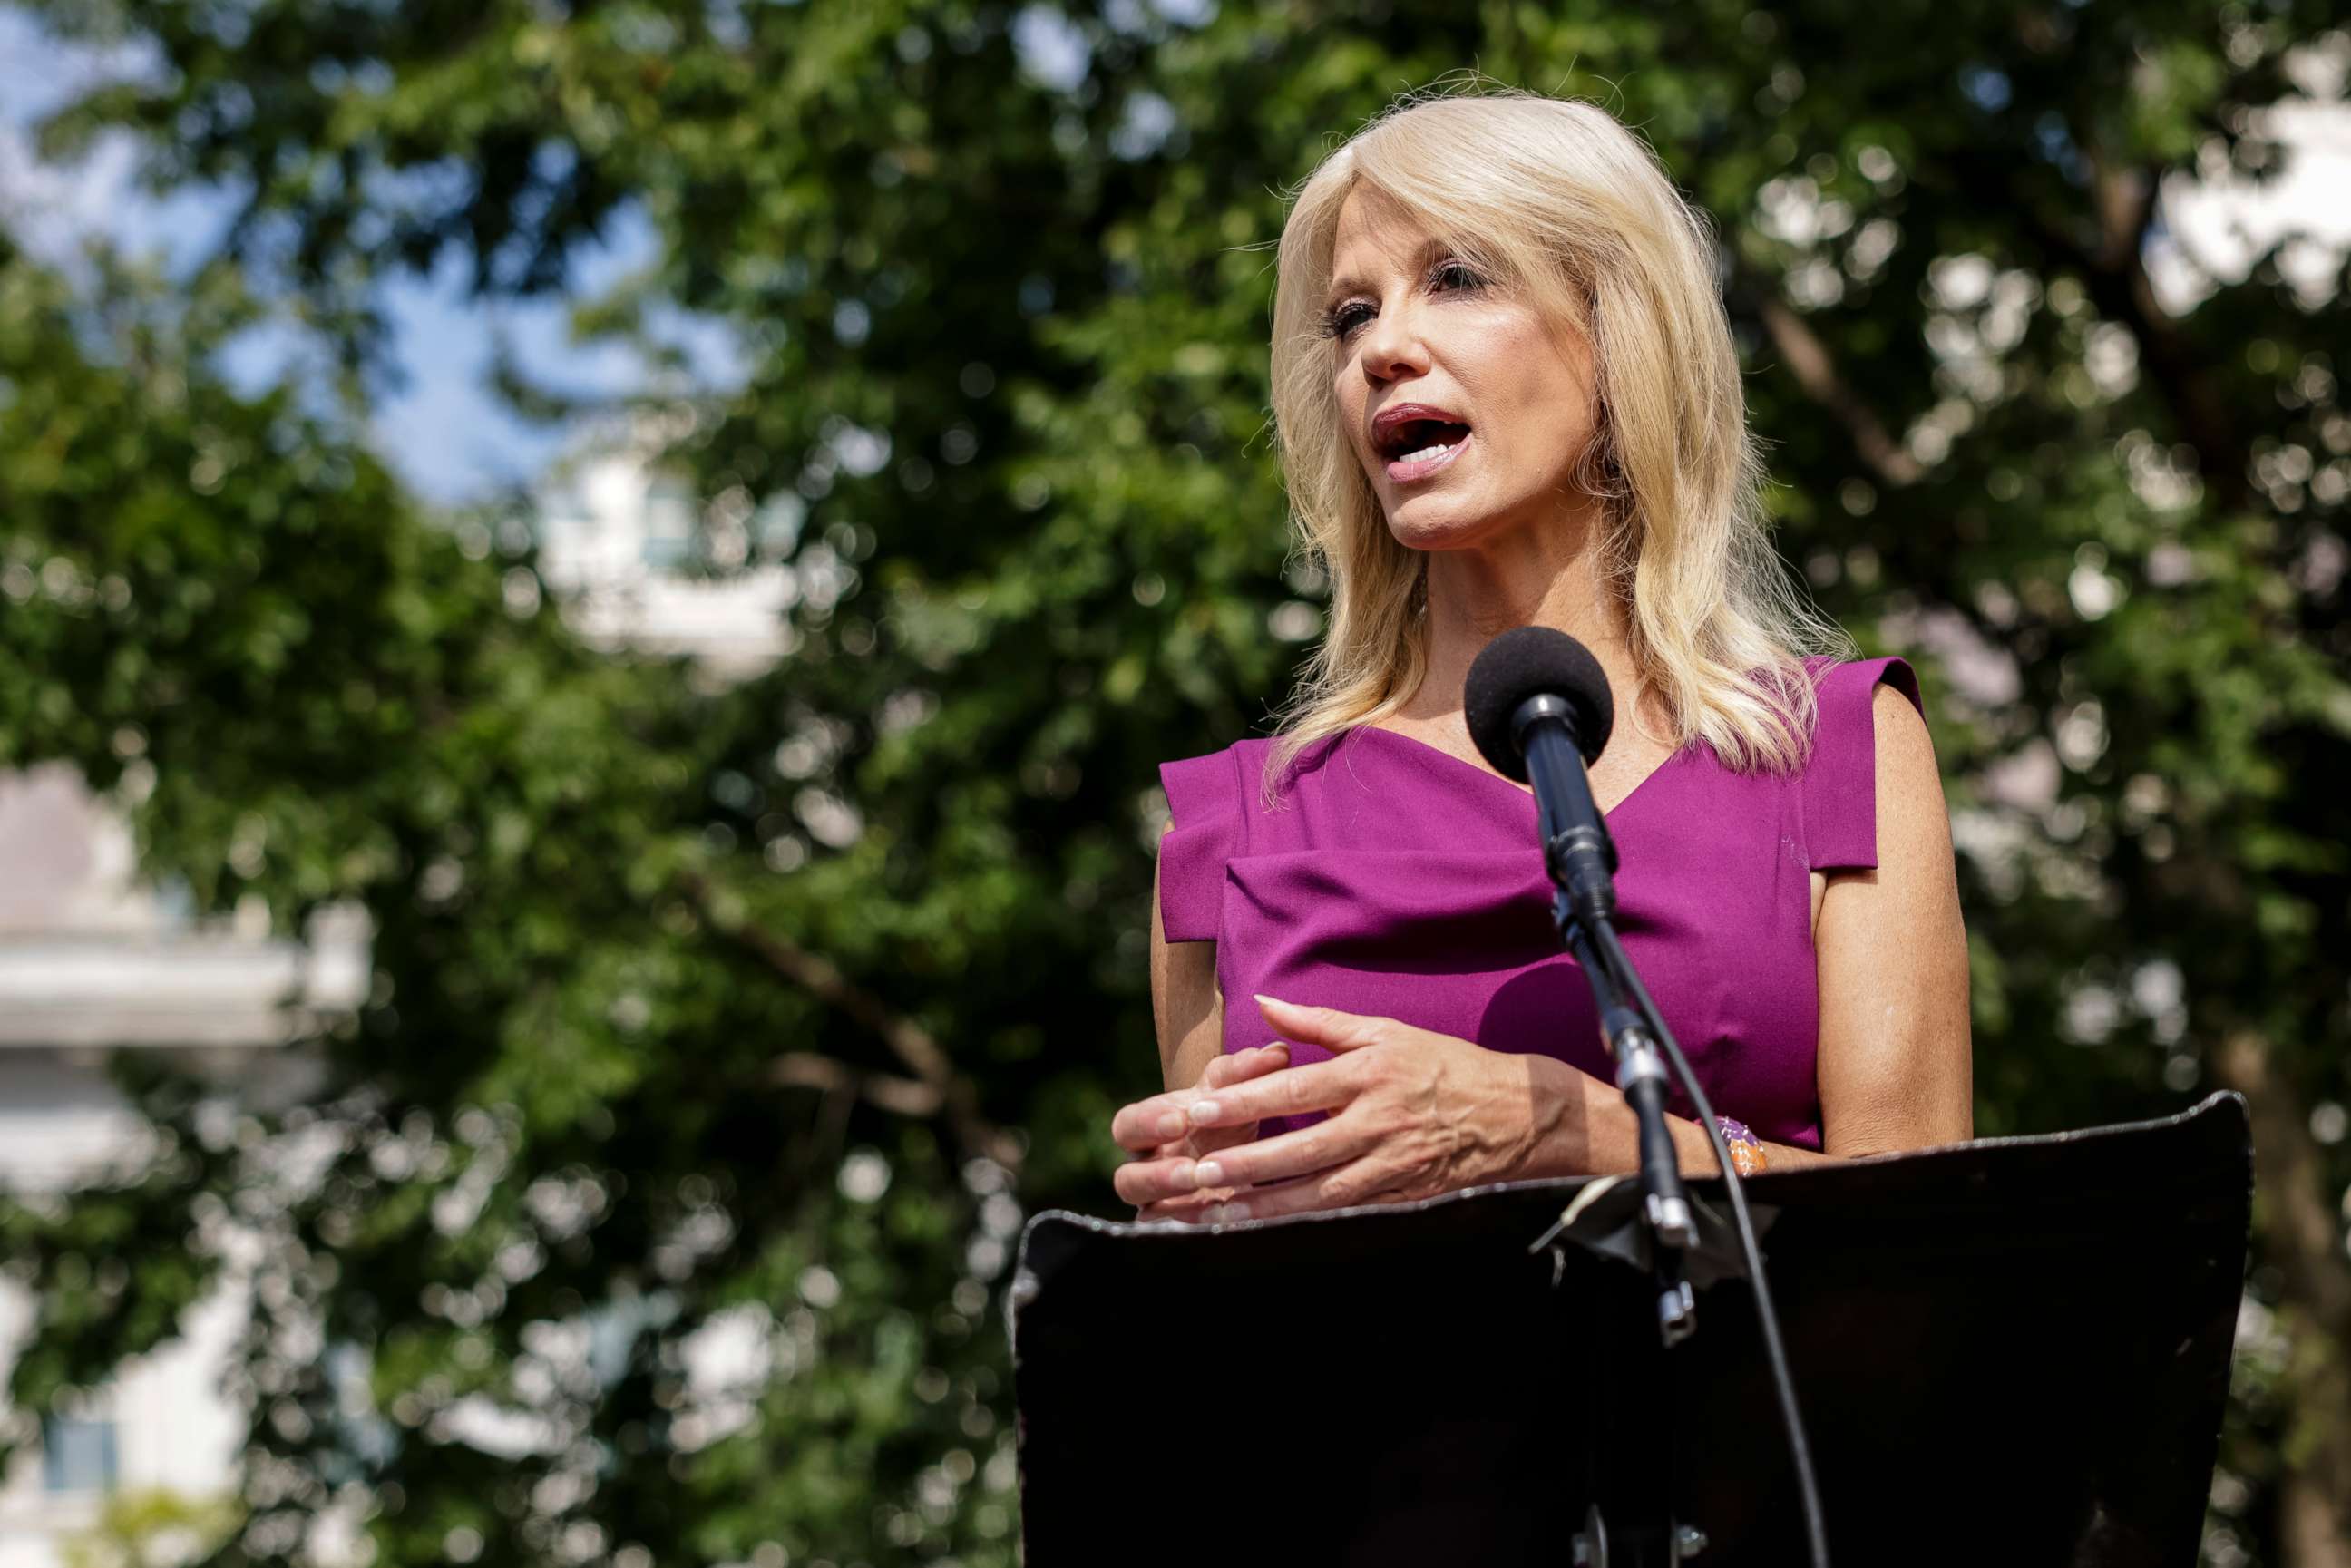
[1545,823,1619,931]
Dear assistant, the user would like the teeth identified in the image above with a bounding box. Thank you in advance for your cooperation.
[1395,442,1453,464]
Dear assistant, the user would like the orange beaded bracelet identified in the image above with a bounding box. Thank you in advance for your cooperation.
[1716,1115,1767,1176]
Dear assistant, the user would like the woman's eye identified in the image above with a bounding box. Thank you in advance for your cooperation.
[1321,260,1484,342]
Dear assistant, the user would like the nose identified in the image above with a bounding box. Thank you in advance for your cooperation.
[1356,297,1430,385]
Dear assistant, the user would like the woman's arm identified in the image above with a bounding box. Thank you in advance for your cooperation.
[1522,682,1973,1178]
[1810,680,1973,1154]
[1126,819,1248,1221]
[1151,817,1225,1094]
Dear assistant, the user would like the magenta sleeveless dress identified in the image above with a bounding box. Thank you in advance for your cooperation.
[1156,657,1921,1151]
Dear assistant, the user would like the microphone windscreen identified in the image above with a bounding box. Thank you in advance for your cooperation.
[1464,627,1615,779]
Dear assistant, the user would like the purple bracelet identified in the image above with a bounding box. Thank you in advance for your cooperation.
[1716,1116,1766,1175]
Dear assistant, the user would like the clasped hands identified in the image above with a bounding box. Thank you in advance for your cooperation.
[1111,994,1547,1223]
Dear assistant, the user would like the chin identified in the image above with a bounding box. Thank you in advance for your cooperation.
[1381,499,1498,553]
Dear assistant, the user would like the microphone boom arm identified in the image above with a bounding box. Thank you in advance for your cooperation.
[1516,703,1700,1339]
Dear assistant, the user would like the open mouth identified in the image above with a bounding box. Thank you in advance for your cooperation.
[1375,418,1473,482]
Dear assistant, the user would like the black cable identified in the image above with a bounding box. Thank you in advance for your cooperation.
[1590,919,1831,1568]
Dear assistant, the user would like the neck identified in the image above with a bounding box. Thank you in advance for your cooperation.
[1398,500,1644,726]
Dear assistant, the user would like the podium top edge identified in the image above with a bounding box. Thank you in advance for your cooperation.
[1017,1091,2249,1246]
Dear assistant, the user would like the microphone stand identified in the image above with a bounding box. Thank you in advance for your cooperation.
[1517,697,1697,1344]
[1515,693,1831,1566]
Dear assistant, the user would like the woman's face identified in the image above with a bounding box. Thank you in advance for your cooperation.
[1324,186,1603,554]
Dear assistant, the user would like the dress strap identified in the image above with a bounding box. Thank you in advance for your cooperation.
[1800,657,1923,872]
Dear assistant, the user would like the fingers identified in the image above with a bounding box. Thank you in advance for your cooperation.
[1116,1107,1373,1209]
[1107,1044,1289,1152]
[1117,1157,1203,1208]
[1185,1045,1288,1154]
[1116,1148,1226,1208]
[1206,1162,1390,1223]
[1165,1057,1357,1135]
[1138,1178,1410,1225]
[1176,1114,1370,1195]
[1133,1186,1237,1222]
[1204,1041,1288,1090]
[1115,1133,1283,1207]
[1252,995,1400,1052]
[1110,1088,1208,1153]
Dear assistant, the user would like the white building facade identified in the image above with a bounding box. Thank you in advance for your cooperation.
[0,765,366,1568]
[0,423,790,1567]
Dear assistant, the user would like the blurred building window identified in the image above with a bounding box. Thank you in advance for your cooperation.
[151,874,196,929]
[753,494,805,558]
[41,1415,118,1493]
[640,481,695,568]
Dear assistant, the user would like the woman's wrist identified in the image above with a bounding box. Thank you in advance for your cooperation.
[1517,1056,1831,1178]
[1521,1055,1693,1178]
[1517,1055,1615,1179]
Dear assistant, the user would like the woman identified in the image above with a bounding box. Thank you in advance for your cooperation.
[1111,89,1972,1225]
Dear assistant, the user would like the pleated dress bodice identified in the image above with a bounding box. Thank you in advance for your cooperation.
[1156,657,1922,1148]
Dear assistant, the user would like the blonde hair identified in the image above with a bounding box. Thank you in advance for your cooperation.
[1263,83,1850,794]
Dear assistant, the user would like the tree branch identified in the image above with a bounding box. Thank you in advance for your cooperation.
[679,872,1024,1173]
[1748,287,1924,489]
[1946,146,2254,513]
[2210,1027,2351,1563]
[771,1050,944,1118]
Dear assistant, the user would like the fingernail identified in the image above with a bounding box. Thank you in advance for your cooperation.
[1187,1099,1221,1125]
[1253,993,1282,1008]
[1157,1111,1187,1140]
[1195,1161,1224,1188]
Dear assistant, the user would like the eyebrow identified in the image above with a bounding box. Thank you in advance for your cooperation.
[1323,237,1454,309]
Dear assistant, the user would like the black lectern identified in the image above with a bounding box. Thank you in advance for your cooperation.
[1009,1092,2249,1567]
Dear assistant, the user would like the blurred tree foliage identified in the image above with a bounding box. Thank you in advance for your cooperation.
[63,1487,245,1568]
[3,0,2347,1563]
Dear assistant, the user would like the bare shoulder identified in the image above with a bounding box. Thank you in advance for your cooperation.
[1868,680,1951,854]
[1872,679,1936,773]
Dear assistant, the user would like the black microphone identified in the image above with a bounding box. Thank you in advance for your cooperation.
[1464,627,1618,932]
[1463,623,1615,772]
[1464,628,1699,1291]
